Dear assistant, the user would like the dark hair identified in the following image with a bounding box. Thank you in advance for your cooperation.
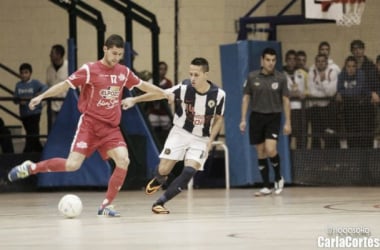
[318,41,330,50]
[350,39,365,51]
[376,55,380,63]
[315,53,328,61]
[191,57,209,72]
[19,63,32,73]
[262,47,277,58]
[296,50,307,57]
[345,55,357,64]
[52,44,65,57]
[285,50,296,60]
[105,34,125,49]
[159,61,168,69]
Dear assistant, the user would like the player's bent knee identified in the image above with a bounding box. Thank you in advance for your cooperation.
[65,162,81,172]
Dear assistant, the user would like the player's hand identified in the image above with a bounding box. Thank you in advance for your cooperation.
[29,96,43,110]
[283,123,291,135]
[239,121,246,134]
[121,97,136,110]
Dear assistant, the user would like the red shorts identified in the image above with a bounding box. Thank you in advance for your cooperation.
[71,115,126,160]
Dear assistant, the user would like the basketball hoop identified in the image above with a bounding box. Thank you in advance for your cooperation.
[335,0,366,27]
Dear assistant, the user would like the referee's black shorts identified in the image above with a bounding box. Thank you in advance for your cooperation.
[249,111,282,145]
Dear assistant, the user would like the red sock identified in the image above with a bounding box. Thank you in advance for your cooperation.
[30,158,66,174]
[101,167,127,208]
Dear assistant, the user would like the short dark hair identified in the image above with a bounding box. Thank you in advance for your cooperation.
[377,55,380,63]
[105,34,125,49]
[318,41,330,50]
[315,53,328,61]
[262,47,277,58]
[19,63,32,73]
[345,55,357,65]
[191,57,209,72]
[350,39,365,51]
[296,50,307,57]
[285,49,296,60]
[52,44,65,57]
[159,61,168,69]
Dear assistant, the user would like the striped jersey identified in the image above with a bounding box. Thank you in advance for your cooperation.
[169,79,226,137]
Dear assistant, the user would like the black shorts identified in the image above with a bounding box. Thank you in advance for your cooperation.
[249,112,282,145]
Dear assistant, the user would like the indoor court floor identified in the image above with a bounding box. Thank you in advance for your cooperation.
[0,187,379,250]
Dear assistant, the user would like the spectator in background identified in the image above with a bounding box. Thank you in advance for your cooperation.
[146,61,173,145]
[350,39,376,148]
[310,41,341,74]
[372,55,380,147]
[336,56,370,148]
[46,44,68,125]
[296,50,309,72]
[14,63,48,152]
[0,118,14,153]
[283,50,308,149]
[308,54,339,149]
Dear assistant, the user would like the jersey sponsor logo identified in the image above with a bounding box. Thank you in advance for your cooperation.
[98,86,120,109]
[271,82,279,90]
[76,141,88,149]
[118,73,126,82]
[207,100,215,108]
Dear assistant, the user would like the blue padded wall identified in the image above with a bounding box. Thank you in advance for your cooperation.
[219,40,291,186]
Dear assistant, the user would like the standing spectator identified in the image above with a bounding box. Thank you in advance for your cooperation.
[310,41,341,74]
[308,54,339,149]
[14,63,48,152]
[283,50,308,149]
[336,56,370,148]
[123,57,225,214]
[46,44,68,125]
[8,34,172,217]
[296,50,309,72]
[147,61,173,144]
[350,39,376,147]
[372,55,380,147]
[240,47,291,196]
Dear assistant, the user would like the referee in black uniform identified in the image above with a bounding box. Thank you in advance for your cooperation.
[239,47,291,196]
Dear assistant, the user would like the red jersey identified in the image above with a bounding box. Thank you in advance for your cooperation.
[67,61,141,127]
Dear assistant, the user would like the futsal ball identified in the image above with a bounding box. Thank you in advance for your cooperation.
[58,194,83,218]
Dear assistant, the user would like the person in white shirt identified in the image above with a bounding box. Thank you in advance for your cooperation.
[46,44,68,126]
[308,53,339,149]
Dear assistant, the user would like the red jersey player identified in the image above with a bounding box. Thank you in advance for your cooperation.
[8,34,173,217]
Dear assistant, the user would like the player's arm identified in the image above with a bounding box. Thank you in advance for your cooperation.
[239,94,250,134]
[29,81,71,110]
[207,114,224,152]
[122,82,175,110]
[282,95,292,135]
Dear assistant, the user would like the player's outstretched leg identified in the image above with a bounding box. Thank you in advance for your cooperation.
[8,160,34,182]
[151,166,197,214]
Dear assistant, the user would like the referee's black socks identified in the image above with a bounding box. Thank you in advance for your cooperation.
[258,159,270,188]
[269,154,281,181]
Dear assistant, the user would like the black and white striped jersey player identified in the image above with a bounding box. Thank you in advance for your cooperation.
[122,57,226,214]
